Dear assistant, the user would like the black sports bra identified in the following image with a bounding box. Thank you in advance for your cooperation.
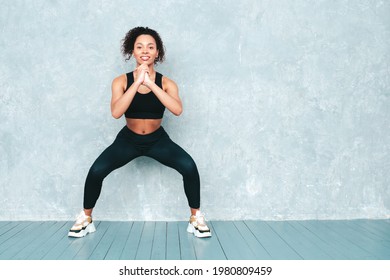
[124,72,165,119]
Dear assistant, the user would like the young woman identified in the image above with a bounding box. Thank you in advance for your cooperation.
[68,27,211,238]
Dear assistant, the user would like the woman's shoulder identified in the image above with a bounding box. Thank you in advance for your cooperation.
[161,74,178,92]
[111,73,129,91]
[161,74,176,86]
[113,72,130,84]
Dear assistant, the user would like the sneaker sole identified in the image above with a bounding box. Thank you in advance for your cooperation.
[187,223,212,238]
[68,222,96,238]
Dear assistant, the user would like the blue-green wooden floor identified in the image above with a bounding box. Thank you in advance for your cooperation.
[0,220,389,260]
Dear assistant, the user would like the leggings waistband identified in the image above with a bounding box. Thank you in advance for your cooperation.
[118,125,168,142]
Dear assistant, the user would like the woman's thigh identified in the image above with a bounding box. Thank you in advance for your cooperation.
[89,137,142,176]
[145,137,198,174]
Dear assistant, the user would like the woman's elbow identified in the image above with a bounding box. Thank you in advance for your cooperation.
[173,107,183,116]
[111,110,122,119]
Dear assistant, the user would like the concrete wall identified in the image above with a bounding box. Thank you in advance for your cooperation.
[1,0,389,221]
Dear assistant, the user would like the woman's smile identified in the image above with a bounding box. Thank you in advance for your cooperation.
[140,56,150,61]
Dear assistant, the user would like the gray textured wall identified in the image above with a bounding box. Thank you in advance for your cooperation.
[1,0,389,221]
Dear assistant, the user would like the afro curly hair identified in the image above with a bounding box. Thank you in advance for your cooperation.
[121,26,165,64]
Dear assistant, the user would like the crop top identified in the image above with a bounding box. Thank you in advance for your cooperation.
[124,71,165,119]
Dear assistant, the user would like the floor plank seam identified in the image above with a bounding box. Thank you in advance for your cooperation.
[242,221,272,258]
[266,222,304,260]
[320,221,377,259]
[210,221,228,260]
[177,223,182,260]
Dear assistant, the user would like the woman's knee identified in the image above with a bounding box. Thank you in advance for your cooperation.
[179,158,199,177]
[88,163,110,181]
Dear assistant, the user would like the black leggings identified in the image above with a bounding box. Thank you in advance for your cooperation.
[83,126,200,209]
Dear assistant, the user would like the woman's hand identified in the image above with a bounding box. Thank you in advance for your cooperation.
[143,72,153,88]
[134,63,149,85]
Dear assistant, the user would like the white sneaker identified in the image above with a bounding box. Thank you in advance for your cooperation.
[187,211,212,238]
[68,211,96,238]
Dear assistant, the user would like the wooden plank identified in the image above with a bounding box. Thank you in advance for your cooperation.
[301,220,350,256]
[58,233,91,260]
[375,220,390,237]
[292,221,349,260]
[166,222,180,260]
[212,221,256,260]
[0,221,10,228]
[270,221,330,259]
[135,222,155,260]
[363,220,390,238]
[72,221,111,260]
[0,222,32,248]
[41,221,88,260]
[234,221,271,259]
[56,221,104,260]
[89,222,121,260]
[151,222,167,260]
[299,220,369,260]
[0,222,43,259]
[330,220,390,258]
[177,221,196,260]
[28,222,71,260]
[12,222,63,260]
[191,221,226,260]
[120,221,144,260]
[105,222,133,260]
[245,221,302,260]
[0,222,17,237]
[348,220,390,245]
[314,221,377,259]
[267,221,332,260]
[323,220,390,260]
[353,220,390,242]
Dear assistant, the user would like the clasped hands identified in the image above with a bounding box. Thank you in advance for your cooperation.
[134,63,153,88]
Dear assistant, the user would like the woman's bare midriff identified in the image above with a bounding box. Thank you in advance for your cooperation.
[126,118,162,135]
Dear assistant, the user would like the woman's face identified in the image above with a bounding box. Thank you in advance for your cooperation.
[133,34,159,66]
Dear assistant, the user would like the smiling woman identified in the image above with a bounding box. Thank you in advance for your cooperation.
[68,27,211,239]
